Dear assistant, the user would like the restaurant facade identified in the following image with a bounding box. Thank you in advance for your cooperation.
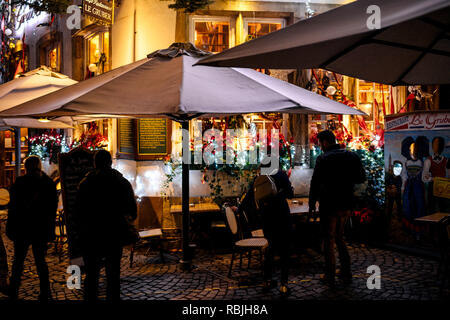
[1,0,448,245]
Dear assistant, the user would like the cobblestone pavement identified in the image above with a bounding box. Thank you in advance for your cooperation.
[0,225,447,301]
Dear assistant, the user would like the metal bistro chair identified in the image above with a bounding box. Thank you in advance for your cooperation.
[437,215,450,293]
[129,197,167,267]
[53,191,67,261]
[224,205,268,277]
[129,228,165,268]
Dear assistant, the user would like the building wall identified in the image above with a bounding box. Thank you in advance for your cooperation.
[16,13,73,77]
[112,0,176,67]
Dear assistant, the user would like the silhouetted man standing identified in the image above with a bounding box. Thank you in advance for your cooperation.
[76,150,137,301]
[309,131,366,288]
[6,156,57,300]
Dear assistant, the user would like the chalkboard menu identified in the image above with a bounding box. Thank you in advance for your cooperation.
[138,119,169,155]
[117,118,171,160]
[118,118,135,154]
[58,147,95,260]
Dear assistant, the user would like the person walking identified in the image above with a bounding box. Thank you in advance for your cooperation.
[309,130,366,288]
[6,155,58,301]
[75,150,137,301]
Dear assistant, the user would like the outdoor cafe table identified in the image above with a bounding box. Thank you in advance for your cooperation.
[288,198,317,216]
[415,213,450,223]
[415,212,450,248]
[169,199,314,216]
[170,203,221,214]
[170,203,221,245]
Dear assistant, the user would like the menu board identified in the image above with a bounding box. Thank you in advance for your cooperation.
[138,119,169,156]
[58,147,95,260]
[118,118,135,154]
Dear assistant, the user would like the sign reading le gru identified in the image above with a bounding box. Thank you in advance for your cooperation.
[83,0,113,24]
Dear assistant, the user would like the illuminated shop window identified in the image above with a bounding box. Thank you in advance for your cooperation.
[353,80,390,134]
[87,31,110,75]
[48,48,58,71]
[193,20,230,53]
[246,22,282,41]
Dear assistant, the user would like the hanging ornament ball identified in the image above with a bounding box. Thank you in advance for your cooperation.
[14,40,23,53]
[326,85,337,96]
[9,42,15,49]
[4,29,12,36]
[88,63,97,73]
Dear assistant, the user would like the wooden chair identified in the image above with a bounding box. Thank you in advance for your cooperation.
[53,209,67,261]
[224,205,268,277]
[53,191,67,261]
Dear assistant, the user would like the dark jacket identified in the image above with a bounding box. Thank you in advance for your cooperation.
[75,168,137,248]
[240,170,294,238]
[6,171,57,242]
[309,144,366,213]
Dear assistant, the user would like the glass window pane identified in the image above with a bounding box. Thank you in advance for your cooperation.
[89,35,100,66]
[247,22,282,40]
[194,21,229,53]
[102,32,110,73]
[48,48,57,71]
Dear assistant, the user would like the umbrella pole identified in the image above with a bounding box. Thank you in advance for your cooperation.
[14,127,21,179]
[180,119,191,271]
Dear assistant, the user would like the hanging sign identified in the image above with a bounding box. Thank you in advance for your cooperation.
[83,0,113,24]
[386,112,450,132]
[433,177,450,199]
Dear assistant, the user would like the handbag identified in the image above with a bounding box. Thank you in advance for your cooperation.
[253,175,278,209]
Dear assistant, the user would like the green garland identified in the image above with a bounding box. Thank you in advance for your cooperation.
[165,0,213,13]
[354,147,385,208]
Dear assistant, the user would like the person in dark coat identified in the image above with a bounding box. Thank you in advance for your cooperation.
[6,155,58,301]
[261,167,294,295]
[238,161,294,295]
[75,150,137,301]
[309,130,366,288]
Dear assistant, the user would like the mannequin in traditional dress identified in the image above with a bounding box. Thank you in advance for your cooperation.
[402,142,426,224]
[422,137,449,213]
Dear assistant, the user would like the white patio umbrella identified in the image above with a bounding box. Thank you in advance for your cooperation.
[0,67,78,178]
[0,43,365,268]
[0,66,76,128]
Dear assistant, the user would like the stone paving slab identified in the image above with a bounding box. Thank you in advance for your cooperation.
[0,225,448,301]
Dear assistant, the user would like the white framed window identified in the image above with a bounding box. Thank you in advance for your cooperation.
[84,31,111,77]
[189,16,235,53]
[243,17,285,42]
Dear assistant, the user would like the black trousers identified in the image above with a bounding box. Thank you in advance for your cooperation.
[262,222,291,284]
[83,245,123,301]
[9,240,50,299]
[320,211,351,281]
